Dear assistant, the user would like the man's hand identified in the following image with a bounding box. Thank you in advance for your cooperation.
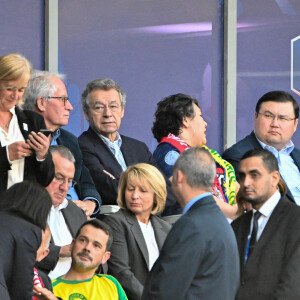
[33,285,58,300]
[59,244,72,258]
[7,141,33,161]
[27,131,50,160]
[73,200,95,217]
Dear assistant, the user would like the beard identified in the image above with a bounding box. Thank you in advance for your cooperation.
[72,251,99,270]
[242,193,269,209]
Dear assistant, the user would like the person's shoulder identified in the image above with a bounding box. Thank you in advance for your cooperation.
[223,132,256,156]
[21,108,44,121]
[78,128,94,141]
[59,128,77,140]
[151,214,172,230]
[94,274,127,299]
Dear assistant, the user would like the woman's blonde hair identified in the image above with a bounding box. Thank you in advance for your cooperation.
[0,53,32,82]
[117,163,167,215]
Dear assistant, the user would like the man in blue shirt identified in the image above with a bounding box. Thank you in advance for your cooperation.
[23,71,101,217]
[142,147,239,300]
[223,91,300,204]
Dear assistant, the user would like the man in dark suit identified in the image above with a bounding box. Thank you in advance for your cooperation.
[37,146,87,280]
[23,71,101,216]
[222,91,300,203]
[232,149,300,299]
[78,78,179,215]
[142,147,240,300]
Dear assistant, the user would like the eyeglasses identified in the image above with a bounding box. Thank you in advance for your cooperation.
[91,104,121,114]
[53,175,77,187]
[257,112,296,124]
[45,96,70,106]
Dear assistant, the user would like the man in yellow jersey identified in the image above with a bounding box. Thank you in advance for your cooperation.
[34,219,127,300]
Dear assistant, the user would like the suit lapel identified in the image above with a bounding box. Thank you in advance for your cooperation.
[150,215,167,250]
[61,201,78,237]
[88,127,123,176]
[15,107,31,140]
[236,212,252,273]
[248,198,286,262]
[124,210,150,268]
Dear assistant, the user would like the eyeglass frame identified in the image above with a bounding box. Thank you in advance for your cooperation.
[90,103,122,114]
[53,174,77,187]
[45,96,70,106]
[256,112,297,123]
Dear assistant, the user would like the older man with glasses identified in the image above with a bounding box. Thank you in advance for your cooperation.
[23,71,101,217]
[223,90,300,204]
[36,145,87,281]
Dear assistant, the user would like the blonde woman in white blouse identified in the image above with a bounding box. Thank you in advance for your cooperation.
[0,53,54,192]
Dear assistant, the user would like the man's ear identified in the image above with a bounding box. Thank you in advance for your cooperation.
[101,251,111,265]
[84,111,90,122]
[271,171,280,187]
[36,97,46,112]
[37,248,50,263]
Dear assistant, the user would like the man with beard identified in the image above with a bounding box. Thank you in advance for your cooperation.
[231,149,300,300]
[52,219,127,299]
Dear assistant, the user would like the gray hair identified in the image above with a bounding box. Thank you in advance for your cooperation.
[49,145,75,164]
[81,78,126,113]
[173,147,216,189]
[22,70,66,110]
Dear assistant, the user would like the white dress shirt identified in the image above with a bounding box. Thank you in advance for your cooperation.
[252,190,281,241]
[138,220,159,271]
[47,199,73,280]
[0,107,25,189]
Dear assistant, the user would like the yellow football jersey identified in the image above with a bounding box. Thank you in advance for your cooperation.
[52,274,127,300]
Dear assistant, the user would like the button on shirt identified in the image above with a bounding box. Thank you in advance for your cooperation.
[99,132,127,171]
[0,107,25,189]
[256,135,300,205]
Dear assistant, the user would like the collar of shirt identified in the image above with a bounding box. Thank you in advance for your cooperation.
[254,132,294,156]
[99,131,122,148]
[51,129,61,145]
[183,192,212,214]
[51,198,69,212]
[254,189,281,218]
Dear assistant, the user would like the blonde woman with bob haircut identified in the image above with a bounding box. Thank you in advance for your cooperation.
[103,163,171,300]
[0,53,54,193]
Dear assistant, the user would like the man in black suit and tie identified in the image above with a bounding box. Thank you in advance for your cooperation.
[142,147,240,300]
[222,91,300,204]
[231,149,300,300]
[23,71,101,217]
[78,78,179,215]
[37,145,87,280]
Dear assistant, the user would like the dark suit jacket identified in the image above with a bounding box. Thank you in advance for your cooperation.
[78,127,179,215]
[142,195,240,300]
[37,200,87,273]
[103,209,171,300]
[56,128,101,212]
[231,196,300,300]
[0,107,54,192]
[222,131,300,202]
[0,211,42,300]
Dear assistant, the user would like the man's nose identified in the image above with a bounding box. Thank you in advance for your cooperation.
[270,116,280,126]
[65,99,73,111]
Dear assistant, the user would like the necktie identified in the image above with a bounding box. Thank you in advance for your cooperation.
[248,211,262,257]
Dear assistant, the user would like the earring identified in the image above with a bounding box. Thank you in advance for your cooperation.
[179,126,195,140]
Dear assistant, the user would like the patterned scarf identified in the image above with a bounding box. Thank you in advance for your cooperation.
[160,134,236,205]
